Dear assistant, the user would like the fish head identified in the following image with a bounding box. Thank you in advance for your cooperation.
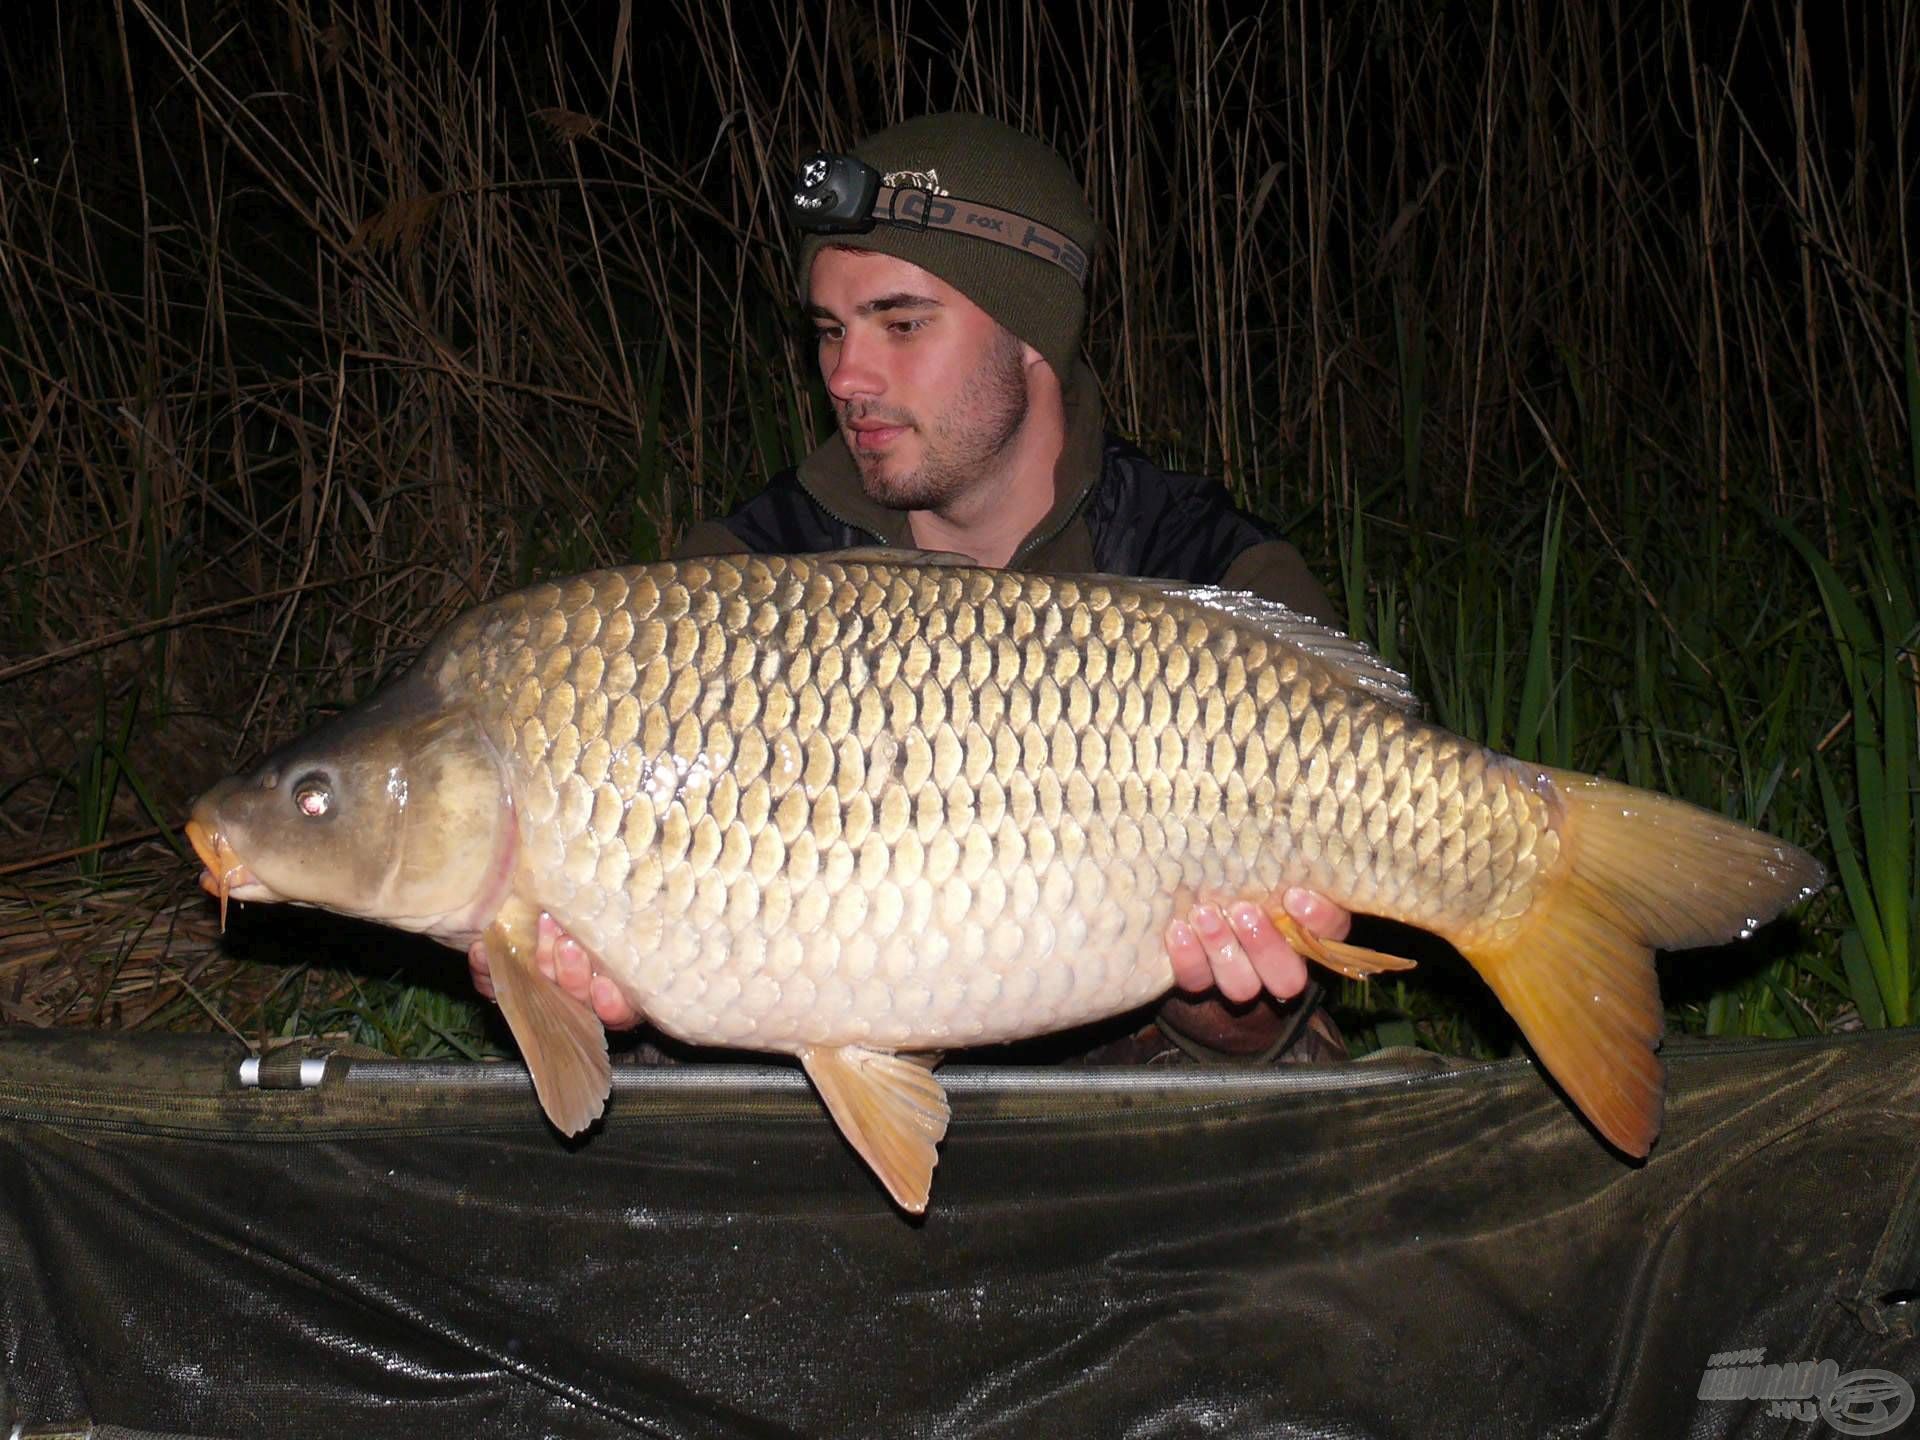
[185,679,518,946]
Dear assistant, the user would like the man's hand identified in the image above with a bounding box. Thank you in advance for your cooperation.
[1163,888,1350,1002]
[469,912,643,1029]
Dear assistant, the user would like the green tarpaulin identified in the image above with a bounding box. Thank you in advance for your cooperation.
[2,1025,1917,1437]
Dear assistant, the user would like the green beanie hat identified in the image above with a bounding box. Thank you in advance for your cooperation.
[796,113,1098,383]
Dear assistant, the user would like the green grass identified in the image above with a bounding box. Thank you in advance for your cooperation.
[283,974,502,1062]
[1789,517,1918,1029]
[1322,475,1911,1050]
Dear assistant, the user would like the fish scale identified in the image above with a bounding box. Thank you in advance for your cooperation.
[431,555,1537,1052]
[187,549,1824,1212]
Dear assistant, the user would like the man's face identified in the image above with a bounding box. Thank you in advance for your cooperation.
[807,247,1035,512]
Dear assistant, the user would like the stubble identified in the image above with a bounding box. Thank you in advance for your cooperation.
[842,326,1030,513]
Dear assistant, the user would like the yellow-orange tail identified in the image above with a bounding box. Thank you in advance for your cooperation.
[1453,767,1825,1156]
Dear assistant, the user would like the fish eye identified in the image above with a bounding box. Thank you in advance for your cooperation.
[292,775,332,818]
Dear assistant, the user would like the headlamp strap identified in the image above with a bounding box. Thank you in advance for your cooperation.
[874,185,1088,288]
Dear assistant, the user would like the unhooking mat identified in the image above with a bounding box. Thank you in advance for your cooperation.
[2,1025,1917,1438]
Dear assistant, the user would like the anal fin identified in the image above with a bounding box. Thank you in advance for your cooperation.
[799,1046,951,1214]
[478,901,611,1136]
[1273,910,1419,980]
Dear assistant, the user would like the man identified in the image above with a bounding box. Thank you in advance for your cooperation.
[474,112,1354,1061]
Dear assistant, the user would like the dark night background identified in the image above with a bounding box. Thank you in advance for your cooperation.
[0,0,1913,1072]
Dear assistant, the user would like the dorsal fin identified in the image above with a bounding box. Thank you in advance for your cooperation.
[816,545,978,568]
[1140,581,1421,711]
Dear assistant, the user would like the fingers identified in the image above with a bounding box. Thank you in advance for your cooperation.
[1231,903,1309,1001]
[1196,905,1265,1003]
[539,913,643,1030]
[591,975,642,1030]
[537,912,594,1005]
[1284,886,1352,941]
[467,942,495,1001]
[1167,905,1267,1003]
[1164,892,1353,1004]
[1164,918,1214,992]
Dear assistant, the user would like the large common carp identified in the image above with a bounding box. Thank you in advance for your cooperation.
[186,552,1823,1211]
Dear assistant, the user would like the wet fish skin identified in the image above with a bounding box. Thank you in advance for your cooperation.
[439,560,1522,1047]
[187,552,1825,1212]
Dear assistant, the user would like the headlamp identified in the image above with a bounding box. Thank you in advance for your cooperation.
[787,153,883,233]
[786,150,1088,287]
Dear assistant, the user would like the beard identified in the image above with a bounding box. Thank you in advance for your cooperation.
[839,327,1030,512]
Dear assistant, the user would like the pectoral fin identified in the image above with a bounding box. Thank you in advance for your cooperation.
[479,901,611,1136]
[799,1045,950,1214]
[1273,910,1419,980]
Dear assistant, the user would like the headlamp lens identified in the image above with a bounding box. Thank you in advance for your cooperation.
[787,152,881,234]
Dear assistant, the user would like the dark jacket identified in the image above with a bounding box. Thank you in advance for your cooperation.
[675,363,1335,626]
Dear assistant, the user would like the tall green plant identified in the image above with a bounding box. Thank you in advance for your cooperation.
[1780,516,1918,1028]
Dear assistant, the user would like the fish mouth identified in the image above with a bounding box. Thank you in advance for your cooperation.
[184,817,274,929]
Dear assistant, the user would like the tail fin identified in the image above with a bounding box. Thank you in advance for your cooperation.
[1455,767,1825,1156]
